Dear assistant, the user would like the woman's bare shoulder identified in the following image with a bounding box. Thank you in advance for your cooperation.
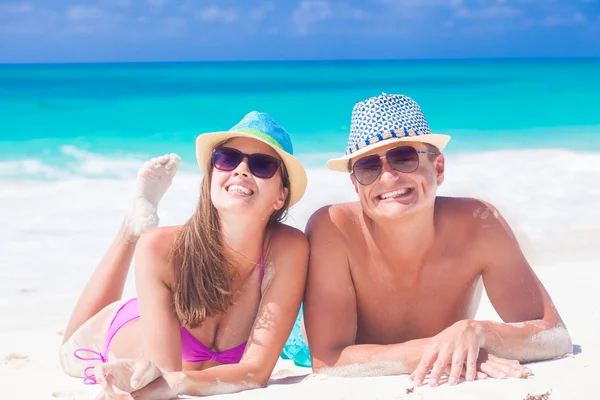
[138,226,181,255]
[266,223,309,261]
[135,226,182,282]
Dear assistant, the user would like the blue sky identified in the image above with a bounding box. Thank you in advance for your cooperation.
[0,0,598,63]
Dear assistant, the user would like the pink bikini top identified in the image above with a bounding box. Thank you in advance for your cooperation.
[74,254,265,384]
[180,254,265,364]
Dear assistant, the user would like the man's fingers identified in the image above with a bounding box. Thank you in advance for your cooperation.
[476,371,488,380]
[487,354,519,364]
[465,343,479,382]
[482,357,531,380]
[411,351,436,387]
[495,359,532,379]
[448,347,466,386]
[478,359,512,379]
[428,351,449,387]
[488,355,531,377]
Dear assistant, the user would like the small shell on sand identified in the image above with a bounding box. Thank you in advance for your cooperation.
[2,353,29,366]
[51,390,89,399]
[524,389,552,400]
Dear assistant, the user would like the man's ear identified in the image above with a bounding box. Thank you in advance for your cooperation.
[350,174,359,194]
[434,153,445,186]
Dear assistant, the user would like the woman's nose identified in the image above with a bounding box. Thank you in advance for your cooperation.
[231,156,251,177]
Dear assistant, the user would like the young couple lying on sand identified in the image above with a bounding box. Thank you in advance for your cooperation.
[59,94,573,400]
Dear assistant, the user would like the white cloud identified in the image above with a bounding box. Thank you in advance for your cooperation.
[542,11,586,26]
[340,7,371,21]
[195,7,238,23]
[249,2,274,21]
[0,2,33,14]
[147,0,167,7]
[1,8,57,35]
[455,5,522,19]
[101,0,130,6]
[108,0,131,6]
[292,1,333,34]
[379,0,457,7]
[160,16,186,36]
[66,6,104,21]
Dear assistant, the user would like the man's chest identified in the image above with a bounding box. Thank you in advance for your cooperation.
[349,257,483,344]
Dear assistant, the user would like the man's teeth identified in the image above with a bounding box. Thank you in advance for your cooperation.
[380,188,411,200]
[228,185,253,195]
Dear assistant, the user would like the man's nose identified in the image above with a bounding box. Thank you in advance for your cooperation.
[378,157,397,183]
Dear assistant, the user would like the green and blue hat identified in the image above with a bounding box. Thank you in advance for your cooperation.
[196,111,307,207]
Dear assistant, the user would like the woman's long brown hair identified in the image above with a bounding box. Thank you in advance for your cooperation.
[170,146,291,328]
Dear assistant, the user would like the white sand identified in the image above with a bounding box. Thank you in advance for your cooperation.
[1,260,597,399]
[2,149,599,399]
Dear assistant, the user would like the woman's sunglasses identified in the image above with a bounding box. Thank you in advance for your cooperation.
[351,145,438,186]
[211,147,282,179]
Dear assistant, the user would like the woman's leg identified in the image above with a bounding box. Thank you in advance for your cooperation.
[62,153,181,343]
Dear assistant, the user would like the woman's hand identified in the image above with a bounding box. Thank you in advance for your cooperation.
[128,373,184,400]
[93,358,163,399]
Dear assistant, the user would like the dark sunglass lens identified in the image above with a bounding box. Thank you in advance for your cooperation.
[387,146,419,173]
[248,155,281,179]
[353,155,382,185]
[213,148,242,171]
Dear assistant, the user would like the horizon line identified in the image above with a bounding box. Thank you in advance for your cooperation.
[2,55,599,67]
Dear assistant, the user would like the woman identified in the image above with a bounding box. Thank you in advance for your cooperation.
[59,111,309,399]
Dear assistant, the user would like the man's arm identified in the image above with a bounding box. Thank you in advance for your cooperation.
[475,201,572,362]
[304,206,427,377]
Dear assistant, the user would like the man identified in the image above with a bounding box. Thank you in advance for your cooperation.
[303,93,572,387]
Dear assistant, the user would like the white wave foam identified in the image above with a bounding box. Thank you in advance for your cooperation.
[0,146,150,180]
[0,159,71,180]
[1,148,599,298]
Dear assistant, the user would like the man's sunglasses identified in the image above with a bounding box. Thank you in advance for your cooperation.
[351,146,438,186]
[211,147,282,179]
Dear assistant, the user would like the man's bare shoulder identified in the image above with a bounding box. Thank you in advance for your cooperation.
[437,196,515,254]
[437,196,503,229]
[306,201,363,238]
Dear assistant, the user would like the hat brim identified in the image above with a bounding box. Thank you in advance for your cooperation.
[326,134,451,172]
[196,131,308,207]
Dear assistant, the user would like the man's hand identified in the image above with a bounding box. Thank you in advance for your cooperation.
[410,320,532,387]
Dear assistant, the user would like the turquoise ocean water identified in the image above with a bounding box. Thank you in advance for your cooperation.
[1,59,599,178]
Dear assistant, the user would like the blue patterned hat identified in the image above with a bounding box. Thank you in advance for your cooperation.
[326,93,451,172]
[196,111,307,207]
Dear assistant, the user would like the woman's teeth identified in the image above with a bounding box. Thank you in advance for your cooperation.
[228,185,253,195]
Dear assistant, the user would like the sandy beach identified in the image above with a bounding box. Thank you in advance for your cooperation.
[1,260,597,399]
[1,150,599,399]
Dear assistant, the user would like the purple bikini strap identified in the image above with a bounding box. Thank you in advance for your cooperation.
[73,348,106,385]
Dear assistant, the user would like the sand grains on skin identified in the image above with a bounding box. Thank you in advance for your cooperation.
[126,153,181,236]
